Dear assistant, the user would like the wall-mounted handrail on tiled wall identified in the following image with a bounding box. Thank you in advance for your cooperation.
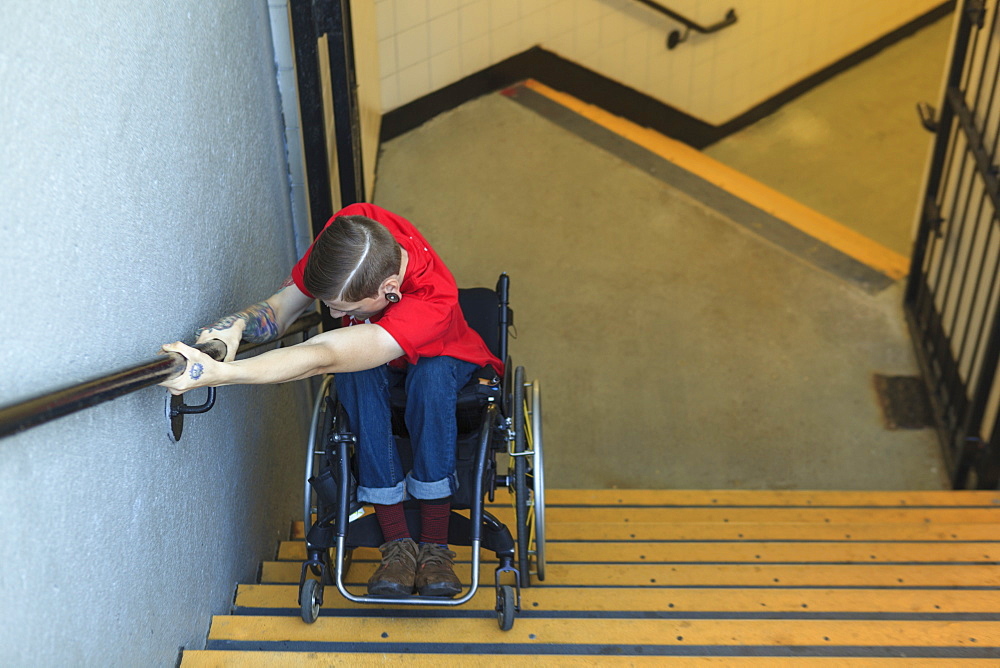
[0,313,322,441]
[631,0,738,49]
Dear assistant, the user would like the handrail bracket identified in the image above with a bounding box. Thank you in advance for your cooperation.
[632,1,738,50]
[166,387,218,443]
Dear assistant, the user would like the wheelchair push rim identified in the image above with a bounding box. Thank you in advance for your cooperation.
[529,376,545,582]
[304,375,335,532]
[508,366,546,586]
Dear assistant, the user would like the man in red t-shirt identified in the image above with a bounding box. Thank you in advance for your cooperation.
[161,204,502,598]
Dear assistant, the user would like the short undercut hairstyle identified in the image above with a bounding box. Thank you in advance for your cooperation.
[302,215,402,302]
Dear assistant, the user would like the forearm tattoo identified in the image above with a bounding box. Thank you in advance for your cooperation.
[196,301,280,343]
[196,276,294,344]
[240,301,280,343]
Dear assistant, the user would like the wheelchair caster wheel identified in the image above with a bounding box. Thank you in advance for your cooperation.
[300,578,322,624]
[496,585,516,631]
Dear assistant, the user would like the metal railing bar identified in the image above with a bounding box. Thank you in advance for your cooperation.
[630,0,737,34]
[0,311,322,440]
[907,3,981,305]
[948,85,1000,223]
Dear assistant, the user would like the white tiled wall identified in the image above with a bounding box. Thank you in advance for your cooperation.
[374,0,947,125]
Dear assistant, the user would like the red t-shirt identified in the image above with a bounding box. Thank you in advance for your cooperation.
[291,203,503,375]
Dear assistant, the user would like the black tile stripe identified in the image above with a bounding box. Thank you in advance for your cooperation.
[379,3,954,149]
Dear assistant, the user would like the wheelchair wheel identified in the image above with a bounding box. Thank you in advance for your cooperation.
[528,377,546,582]
[510,366,546,587]
[304,376,335,532]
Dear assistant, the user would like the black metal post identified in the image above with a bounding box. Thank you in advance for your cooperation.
[956,302,1000,486]
[316,0,365,206]
[290,0,335,238]
[905,3,978,305]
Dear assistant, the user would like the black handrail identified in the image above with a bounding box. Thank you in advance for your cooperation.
[631,0,738,49]
[0,312,323,440]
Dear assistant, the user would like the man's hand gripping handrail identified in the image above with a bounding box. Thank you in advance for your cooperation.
[0,312,321,440]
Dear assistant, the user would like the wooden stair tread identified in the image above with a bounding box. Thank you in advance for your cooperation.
[184,489,1000,664]
[203,614,1000,649]
[276,540,1000,563]
[182,652,1000,666]
[539,489,1000,507]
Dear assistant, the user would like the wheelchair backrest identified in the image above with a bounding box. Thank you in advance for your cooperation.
[458,274,512,363]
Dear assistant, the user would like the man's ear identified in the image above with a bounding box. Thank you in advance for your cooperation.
[381,275,401,297]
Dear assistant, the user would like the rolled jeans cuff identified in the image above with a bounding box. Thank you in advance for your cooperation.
[406,471,456,500]
[357,479,408,505]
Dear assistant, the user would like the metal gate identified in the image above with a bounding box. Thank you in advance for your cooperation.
[906,0,1000,488]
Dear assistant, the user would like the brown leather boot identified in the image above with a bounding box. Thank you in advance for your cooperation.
[414,543,462,597]
[367,538,418,596]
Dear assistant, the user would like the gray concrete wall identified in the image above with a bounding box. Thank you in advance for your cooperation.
[0,2,309,665]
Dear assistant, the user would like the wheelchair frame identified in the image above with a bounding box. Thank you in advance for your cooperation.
[297,274,545,631]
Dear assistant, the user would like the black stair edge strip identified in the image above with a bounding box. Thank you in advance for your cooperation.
[277,539,1000,545]
[516,503,1000,509]
[271,558,1000,566]
[258,582,1000,591]
[540,539,1000,544]
[230,606,1000,622]
[205,640,999,658]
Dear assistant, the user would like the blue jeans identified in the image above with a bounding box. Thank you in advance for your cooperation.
[335,356,479,505]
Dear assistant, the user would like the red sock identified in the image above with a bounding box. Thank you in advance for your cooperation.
[373,502,410,542]
[419,498,451,546]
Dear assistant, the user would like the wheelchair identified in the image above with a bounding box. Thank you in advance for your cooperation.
[297,273,545,631]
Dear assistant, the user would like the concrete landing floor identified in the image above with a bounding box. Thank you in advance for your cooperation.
[373,75,948,492]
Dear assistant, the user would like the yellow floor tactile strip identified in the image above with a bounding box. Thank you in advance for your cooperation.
[520,79,911,282]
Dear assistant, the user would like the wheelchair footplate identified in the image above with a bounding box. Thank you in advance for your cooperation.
[297,507,521,630]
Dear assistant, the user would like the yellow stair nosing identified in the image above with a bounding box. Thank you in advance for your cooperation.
[183,651,1000,666]
[259,559,1000,588]
[275,540,1000,564]
[234,582,1000,614]
[539,489,1000,507]
[226,489,1000,665]
[205,614,1000,647]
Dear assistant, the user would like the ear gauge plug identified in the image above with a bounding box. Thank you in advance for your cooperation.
[385,293,400,303]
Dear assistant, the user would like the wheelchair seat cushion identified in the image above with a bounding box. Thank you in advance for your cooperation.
[389,365,501,437]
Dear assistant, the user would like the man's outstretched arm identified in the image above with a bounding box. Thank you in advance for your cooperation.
[159,323,404,395]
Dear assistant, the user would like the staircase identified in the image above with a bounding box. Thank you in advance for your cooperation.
[182,489,1000,664]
